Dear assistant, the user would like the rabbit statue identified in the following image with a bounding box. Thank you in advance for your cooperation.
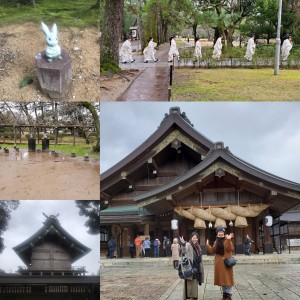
[41,22,62,62]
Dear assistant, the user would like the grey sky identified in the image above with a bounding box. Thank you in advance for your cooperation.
[100,102,300,183]
[0,200,99,275]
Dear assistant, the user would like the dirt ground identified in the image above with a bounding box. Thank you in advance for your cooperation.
[100,69,142,101]
[0,22,100,101]
[0,150,100,200]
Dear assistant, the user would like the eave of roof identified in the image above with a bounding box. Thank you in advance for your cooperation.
[133,144,300,202]
[101,108,214,182]
[13,219,91,265]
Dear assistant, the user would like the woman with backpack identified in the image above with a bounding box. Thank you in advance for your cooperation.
[179,232,204,300]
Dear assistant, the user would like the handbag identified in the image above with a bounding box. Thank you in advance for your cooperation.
[178,245,194,280]
[224,257,236,268]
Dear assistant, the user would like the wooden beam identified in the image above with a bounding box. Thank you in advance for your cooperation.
[166,195,177,206]
[147,157,159,171]
[177,203,269,209]
[203,187,236,194]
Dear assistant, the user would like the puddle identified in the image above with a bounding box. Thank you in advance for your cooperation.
[0,148,100,200]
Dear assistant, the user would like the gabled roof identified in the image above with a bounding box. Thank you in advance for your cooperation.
[13,215,91,266]
[101,107,214,185]
[134,142,300,203]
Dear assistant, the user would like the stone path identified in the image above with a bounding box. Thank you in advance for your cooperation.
[117,43,172,101]
[100,257,300,299]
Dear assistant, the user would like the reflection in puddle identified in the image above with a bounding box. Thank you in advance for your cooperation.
[1,149,74,163]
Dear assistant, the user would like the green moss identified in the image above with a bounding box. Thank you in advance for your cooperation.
[0,0,99,28]
[100,62,121,75]
[19,76,33,88]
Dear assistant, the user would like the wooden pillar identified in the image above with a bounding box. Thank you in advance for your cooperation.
[55,127,58,146]
[14,126,16,145]
[234,227,244,254]
[144,224,150,235]
[73,127,76,147]
[37,128,40,144]
[199,228,207,254]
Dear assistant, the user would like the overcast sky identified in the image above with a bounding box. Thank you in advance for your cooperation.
[0,200,99,275]
[100,102,300,183]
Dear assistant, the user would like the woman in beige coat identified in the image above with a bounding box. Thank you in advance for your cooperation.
[206,226,234,300]
[171,238,180,269]
[180,232,204,300]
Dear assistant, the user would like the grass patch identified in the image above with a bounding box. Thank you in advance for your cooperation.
[0,0,99,28]
[172,68,300,101]
[0,143,99,158]
[19,75,33,88]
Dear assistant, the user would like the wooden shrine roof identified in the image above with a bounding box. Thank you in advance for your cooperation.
[13,215,91,266]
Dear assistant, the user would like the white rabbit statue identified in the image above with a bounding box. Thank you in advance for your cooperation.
[41,22,62,62]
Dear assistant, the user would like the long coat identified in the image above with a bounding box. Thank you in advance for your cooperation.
[168,39,180,61]
[171,243,180,261]
[281,39,292,60]
[119,39,133,62]
[182,242,204,299]
[212,37,222,59]
[206,239,234,286]
[244,37,256,61]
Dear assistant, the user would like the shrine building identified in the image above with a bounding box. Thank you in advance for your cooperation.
[0,214,99,300]
[100,107,300,257]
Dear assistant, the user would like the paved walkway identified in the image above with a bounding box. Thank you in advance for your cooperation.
[100,255,300,299]
[117,43,172,101]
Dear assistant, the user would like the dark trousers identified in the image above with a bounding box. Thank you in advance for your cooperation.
[165,247,171,257]
[145,248,150,257]
[109,249,115,259]
[173,260,178,269]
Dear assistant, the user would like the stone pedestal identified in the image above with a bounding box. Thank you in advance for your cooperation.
[28,138,36,152]
[35,50,72,99]
[42,138,50,152]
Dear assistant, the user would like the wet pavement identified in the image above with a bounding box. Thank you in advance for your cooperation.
[0,148,100,200]
[117,43,172,101]
[100,256,300,299]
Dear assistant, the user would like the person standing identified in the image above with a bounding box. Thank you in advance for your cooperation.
[179,232,204,300]
[244,234,254,255]
[281,35,293,61]
[206,226,235,300]
[153,238,161,257]
[108,236,116,259]
[142,237,151,258]
[244,34,256,61]
[194,37,202,61]
[171,238,180,269]
[168,36,180,62]
[119,36,135,64]
[163,236,171,257]
[129,241,135,258]
[134,235,142,258]
[212,36,223,60]
[143,37,158,63]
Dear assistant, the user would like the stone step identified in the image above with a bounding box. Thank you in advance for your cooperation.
[100,253,300,269]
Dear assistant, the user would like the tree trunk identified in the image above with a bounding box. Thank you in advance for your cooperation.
[100,0,124,71]
[77,102,100,152]
[192,23,197,45]
[137,0,146,52]
[225,29,234,47]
